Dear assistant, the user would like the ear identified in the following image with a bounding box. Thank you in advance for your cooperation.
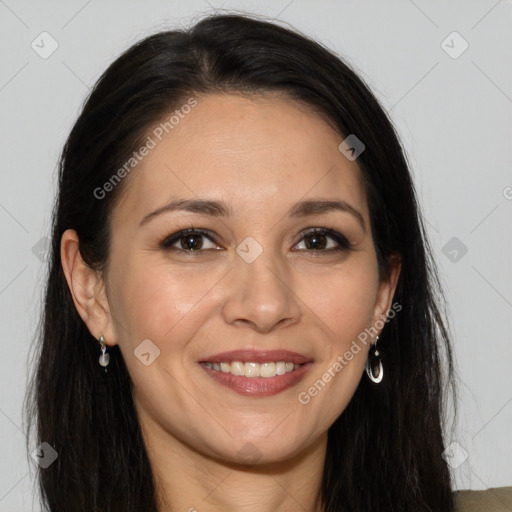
[370,252,402,335]
[60,229,118,346]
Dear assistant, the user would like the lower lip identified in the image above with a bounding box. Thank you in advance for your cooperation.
[199,362,313,397]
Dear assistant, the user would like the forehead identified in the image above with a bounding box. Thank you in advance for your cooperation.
[112,93,368,225]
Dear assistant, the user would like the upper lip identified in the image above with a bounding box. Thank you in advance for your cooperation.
[199,349,313,365]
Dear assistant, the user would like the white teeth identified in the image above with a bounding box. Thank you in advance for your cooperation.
[244,362,259,377]
[276,362,287,375]
[260,362,276,378]
[203,360,303,377]
[230,361,244,376]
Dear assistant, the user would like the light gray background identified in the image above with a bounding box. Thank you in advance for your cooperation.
[1,0,511,509]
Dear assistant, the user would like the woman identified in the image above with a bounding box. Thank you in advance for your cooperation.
[25,12,502,512]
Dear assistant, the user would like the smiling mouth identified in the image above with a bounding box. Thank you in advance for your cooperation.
[199,360,312,397]
[201,361,303,378]
[198,349,313,396]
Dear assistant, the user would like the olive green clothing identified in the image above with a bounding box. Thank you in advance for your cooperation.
[454,486,512,511]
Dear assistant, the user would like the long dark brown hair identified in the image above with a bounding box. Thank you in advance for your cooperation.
[25,13,457,511]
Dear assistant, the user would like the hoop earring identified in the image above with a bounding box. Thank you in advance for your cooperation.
[98,335,110,371]
[365,335,383,384]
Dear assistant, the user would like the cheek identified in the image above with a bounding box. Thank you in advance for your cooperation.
[307,261,378,341]
[295,268,376,432]
[299,257,378,414]
[108,253,226,351]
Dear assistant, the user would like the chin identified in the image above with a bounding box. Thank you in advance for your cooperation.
[209,434,310,467]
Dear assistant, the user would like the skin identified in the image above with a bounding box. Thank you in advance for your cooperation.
[61,92,401,512]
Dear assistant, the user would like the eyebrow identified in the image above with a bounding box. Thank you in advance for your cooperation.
[139,198,366,232]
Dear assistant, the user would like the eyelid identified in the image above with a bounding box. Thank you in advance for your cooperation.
[292,227,351,251]
[160,227,220,250]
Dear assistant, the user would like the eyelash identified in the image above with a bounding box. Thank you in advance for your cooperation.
[159,227,351,255]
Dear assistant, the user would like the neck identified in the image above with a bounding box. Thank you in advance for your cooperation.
[140,416,327,512]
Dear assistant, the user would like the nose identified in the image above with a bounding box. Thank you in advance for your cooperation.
[221,248,302,333]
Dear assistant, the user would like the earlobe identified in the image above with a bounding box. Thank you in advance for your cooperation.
[60,229,116,344]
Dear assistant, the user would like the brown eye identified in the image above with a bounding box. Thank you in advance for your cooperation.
[160,228,219,252]
[294,228,351,253]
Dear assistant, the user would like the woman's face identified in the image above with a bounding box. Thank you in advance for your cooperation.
[98,93,400,464]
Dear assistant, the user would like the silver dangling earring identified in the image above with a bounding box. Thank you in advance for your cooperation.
[98,335,110,372]
[365,335,383,383]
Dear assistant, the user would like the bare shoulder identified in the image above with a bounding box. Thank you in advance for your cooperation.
[454,486,512,511]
